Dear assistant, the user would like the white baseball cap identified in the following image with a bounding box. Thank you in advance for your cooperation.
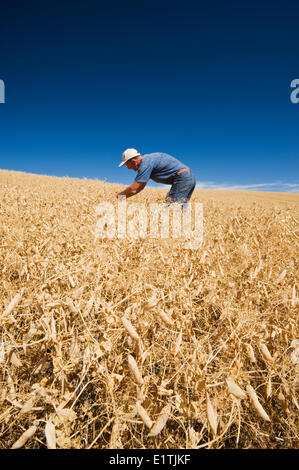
[119,148,141,167]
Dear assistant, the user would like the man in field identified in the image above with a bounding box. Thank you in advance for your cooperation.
[116,148,196,205]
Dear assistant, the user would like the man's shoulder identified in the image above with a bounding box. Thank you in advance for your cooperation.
[142,152,174,163]
[139,153,158,165]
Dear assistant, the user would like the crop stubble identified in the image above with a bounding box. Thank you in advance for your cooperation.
[0,169,298,449]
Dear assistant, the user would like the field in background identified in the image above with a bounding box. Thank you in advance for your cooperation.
[0,169,298,449]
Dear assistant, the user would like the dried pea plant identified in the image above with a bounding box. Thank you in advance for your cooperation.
[0,169,298,449]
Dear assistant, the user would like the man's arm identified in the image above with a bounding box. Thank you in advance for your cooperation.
[115,181,146,199]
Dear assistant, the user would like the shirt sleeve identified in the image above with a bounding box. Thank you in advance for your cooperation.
[134,160,155,183]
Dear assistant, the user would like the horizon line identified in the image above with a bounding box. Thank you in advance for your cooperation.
[1,167,298,194]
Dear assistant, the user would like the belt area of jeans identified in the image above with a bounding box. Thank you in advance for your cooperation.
[173,168,190,178]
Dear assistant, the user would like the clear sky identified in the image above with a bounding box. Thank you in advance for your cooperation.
[0,0,298,192]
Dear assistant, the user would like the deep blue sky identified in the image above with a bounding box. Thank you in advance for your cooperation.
[0,0,298,191]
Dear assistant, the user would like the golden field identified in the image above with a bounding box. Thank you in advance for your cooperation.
[0,169,298,449]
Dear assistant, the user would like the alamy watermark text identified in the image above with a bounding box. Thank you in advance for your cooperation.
[0,80,5,103]
[290,79,299,104]
[94,197,203,248]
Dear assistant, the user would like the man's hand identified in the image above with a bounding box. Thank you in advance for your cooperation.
[115,182,146,199]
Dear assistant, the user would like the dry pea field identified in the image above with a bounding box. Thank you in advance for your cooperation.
[0,168,298,449]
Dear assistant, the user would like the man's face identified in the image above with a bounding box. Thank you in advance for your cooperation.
[125,157,140,171]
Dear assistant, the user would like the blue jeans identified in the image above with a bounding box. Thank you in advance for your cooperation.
[166,170,196,205]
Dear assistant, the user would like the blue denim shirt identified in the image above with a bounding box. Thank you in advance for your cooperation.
[134,153,187,185]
